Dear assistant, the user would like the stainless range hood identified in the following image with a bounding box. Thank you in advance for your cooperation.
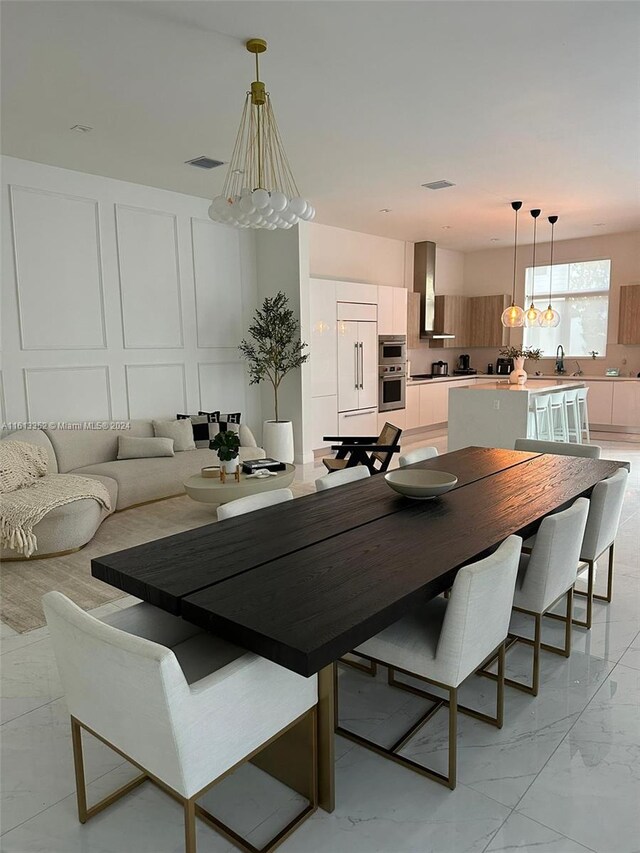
[413,241,455,340]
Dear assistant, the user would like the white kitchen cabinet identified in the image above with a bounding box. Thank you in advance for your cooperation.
[377,286,394,335]
[393,288,408,336]
[377,286,408,336]
[405,385,420,429]
[338,408,378,437]
[337,320,378,412]
[378,408,406,433]
[335,281,378,304]
[612,382,640,427]
[309,280,337,398]
[311,395,338,450]
[584,381,613,425]
[419,384,435,426]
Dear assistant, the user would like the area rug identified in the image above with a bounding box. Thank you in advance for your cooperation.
[0,479,316,634]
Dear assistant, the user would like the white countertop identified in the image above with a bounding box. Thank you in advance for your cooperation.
[467,380,585,393]
[407,374,492,386]
[532,374,639,382]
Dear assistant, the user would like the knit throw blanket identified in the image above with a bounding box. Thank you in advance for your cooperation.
[0,441,111,557]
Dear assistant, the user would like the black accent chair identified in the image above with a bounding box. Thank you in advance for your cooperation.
[322,423,402,475]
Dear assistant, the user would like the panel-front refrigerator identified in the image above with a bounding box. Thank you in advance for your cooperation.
[336,302,378,436]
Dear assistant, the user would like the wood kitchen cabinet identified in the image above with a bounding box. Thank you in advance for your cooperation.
[583,381,613,425]
[405,384,420,429]
[467,295,510,347]
[618,285,640,344]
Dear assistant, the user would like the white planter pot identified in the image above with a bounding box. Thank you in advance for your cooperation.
[263,420,294,463]
[222,457,238,474]
[510,356,527,385]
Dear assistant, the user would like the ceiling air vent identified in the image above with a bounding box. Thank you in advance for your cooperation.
[185,156,224,170]
[421,180,456,190]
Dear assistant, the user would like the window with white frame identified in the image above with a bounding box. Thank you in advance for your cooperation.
[523,259,611,357]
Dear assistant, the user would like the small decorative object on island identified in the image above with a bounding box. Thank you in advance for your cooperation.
[501,201,525,328]
[208,39,314,231]
[210,430,240,476]
[239,291,309,463]
[499,346,542,385]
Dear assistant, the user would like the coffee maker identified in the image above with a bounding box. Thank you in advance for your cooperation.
[453,354,477,376]
[496,357,514,375]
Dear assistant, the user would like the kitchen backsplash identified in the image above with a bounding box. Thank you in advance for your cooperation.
[408,345,640,377]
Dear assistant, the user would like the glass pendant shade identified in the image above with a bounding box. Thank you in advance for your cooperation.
[208,39,313,231]
[501,200,524,328]
[524,303,541,326]
[501,302,525,327]
[538,305,560,327]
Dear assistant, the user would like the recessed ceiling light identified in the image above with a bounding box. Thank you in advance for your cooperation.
[422,180,456,190]
[490,237,500,242]
[185,156,224,170]
[442,225,452,230]
[379,208,392,213]
[593,222,605,227]
[70,124,92,133]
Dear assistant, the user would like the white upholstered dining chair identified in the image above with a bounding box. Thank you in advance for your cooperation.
[315,466,370,491]
[43,592,318,853]
[335,536,522,789]
[514,438,601,459]
[486,497,590,697]
[398,446,439,467]
[216,488,293,521]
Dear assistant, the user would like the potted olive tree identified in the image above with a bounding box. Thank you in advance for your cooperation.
[210,430,240,474]
[239,292,309,462]
[499,346,542,385]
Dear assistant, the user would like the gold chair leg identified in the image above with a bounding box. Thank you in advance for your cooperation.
[447,686,457,790]
[184,797,197,853]
[594,543,614,603]
[552,561,592,629]
[338,655,378,677]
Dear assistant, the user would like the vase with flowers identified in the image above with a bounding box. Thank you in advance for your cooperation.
[499,346,542,385]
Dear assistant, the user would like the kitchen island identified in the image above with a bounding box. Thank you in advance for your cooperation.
[447,380,585,451]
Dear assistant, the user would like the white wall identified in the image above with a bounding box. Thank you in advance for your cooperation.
[463,230,640,376]
[1,156,262,433]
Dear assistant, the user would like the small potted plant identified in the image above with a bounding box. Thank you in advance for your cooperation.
[499,346,542,385]
[210,430,240,474]
[239,291,309,462]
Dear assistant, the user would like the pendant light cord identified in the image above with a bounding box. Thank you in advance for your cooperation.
[548,215,558,304]
[512,207,518,302]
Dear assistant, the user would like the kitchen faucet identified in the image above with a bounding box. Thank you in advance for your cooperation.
[555,345,566,375]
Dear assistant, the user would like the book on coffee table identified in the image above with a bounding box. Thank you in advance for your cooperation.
[242,458,286,473]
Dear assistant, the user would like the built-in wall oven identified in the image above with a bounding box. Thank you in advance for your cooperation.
[379,335,406,366]
[379,364,406,412]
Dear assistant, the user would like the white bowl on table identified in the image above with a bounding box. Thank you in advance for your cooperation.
[384,469,458,500]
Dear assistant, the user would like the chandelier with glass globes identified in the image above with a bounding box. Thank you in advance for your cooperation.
[208,38,315,231]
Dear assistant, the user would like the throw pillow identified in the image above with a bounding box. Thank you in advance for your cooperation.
[177,413,219,447]
[117,436,175,460]
[152,419,196,452]
[0,441,48,493]
[201,411,241,434]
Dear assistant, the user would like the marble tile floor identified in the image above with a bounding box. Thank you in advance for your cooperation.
[1,433,638,852]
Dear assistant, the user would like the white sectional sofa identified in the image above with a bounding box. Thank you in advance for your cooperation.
[1,421,265,559]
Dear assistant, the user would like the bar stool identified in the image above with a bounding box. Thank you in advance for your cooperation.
[577,387,591,442]
[549,392,569,442]
[564,389,583,444]
[529,395,553,440]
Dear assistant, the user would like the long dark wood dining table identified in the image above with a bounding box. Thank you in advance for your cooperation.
[92,446,629,813]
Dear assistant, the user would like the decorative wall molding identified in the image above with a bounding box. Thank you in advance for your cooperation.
[197,361,247,416]
[115,204,184,349]
[124,363,187,419]
[23,365,113,422]
[9,184,108,351]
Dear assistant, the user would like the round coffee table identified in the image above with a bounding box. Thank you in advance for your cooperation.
[184,464,296,506]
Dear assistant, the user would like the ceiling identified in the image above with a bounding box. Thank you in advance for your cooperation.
[2,1,639,251]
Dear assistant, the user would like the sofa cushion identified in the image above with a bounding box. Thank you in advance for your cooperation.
[117,436,174,460]
[3,429,58,473]
[72,448,217,510]
[152,419,195,452]
[45,421,154,473]
[79,474,118,510]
